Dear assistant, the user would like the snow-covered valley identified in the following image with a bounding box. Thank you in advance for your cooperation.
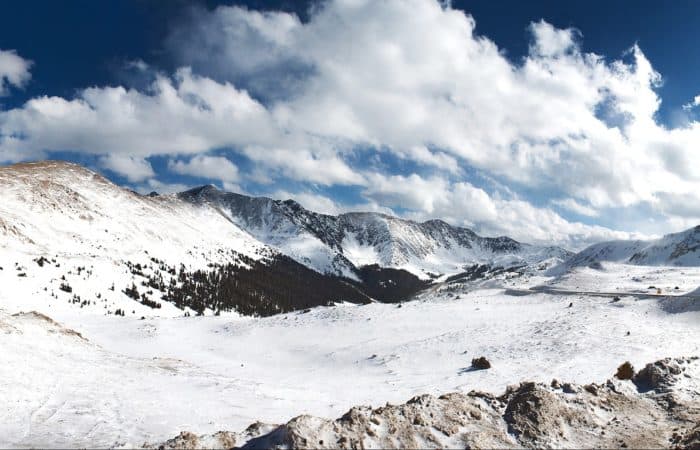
[1,161,699,448]
[2,265,700,447]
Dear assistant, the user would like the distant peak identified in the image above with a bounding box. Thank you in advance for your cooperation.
[281,198,303,210]
[184,184,219,196]
[422,218,450,227]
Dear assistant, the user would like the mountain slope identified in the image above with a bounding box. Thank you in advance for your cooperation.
[179,185,572,279]
[0,161,267,264]
[0,161,570,316]
[566,225,700,268]
[0,161,373,317]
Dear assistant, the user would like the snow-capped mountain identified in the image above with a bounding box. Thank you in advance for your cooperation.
[180,185,572,279]
[0,161,268,265]
[566,225,700,268]
[0,161,295,317]
[0,160,569,317]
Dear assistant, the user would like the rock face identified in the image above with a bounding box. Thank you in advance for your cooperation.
[179,185,572,279]
[566,225,700,268]
[152,357,700,449]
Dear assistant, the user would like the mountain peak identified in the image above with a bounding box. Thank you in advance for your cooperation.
[183,184,220,197]
[567,223,700,268]
[179,184,571,278]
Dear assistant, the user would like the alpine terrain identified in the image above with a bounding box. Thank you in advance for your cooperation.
[1,161,699,448]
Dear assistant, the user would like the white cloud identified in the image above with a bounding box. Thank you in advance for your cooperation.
[362,172,640,249]
[551,198,599,217]
[683,94,700,111]
[272,190,343,215]
[270,189,395,217]
[243,145,365,186]
[0,49,31,96]
[2,1,700,245]
[164,0,694,215]
[136,178,193,195]
[528,20,579,57]
[99,154,154,182]
[169,155,240,183]
[0,69,270,158]
[0,68,362,186]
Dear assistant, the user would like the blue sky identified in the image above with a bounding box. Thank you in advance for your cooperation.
[1,0,700,248]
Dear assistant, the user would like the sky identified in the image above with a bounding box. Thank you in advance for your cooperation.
[1,0,700,250]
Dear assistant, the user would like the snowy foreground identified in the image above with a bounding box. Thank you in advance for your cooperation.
[2,264,700,448]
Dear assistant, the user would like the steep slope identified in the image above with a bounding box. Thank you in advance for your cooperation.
[0,161,267,263]
[179,186,572,279]
[566,225,700,268]
[179,186,359,279]
[0,160,569,316]
[0,161,372,317]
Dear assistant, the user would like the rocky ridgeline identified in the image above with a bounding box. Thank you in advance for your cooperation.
[150,357,699,449]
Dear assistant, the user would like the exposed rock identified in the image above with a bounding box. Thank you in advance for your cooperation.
[471,356,491,370]
[678,424,700,450]
[616,361,635,380]
[10,310,86,340]
[632,357,698,392]
[149,357,700,449]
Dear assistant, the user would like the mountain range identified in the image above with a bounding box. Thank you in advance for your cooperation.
[565,226,700,268]
[2,160,700,316]
[178,184,571,280]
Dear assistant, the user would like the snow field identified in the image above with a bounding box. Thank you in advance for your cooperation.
[1,277,698,447]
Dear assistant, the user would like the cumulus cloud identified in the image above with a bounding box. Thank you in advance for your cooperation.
[551,198,599,217]
[272,190,343,215]
[361,172,633,249]
[169,154,240,183]
[683,95,700,111]
[271,189,396,217]
[1,1,699,246]
[136,178,193,195]
[99,154,154,182]
[0,49,31,96]
[0,69,270,159]
[243,145,365,186]
[0,67,362,185]
[163,0,698,213]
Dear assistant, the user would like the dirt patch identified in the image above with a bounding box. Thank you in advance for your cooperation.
[11,311,87,341]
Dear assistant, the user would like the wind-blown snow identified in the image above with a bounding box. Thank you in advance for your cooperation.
[0,161,276,317]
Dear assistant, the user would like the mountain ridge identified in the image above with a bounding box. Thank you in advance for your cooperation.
[179,182,572,279]
[565,225,700,268]
[0,160,566,316]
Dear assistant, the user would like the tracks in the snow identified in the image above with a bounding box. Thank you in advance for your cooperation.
[505,285,700,300]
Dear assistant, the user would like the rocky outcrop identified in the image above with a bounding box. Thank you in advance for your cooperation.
[151,357,699,449]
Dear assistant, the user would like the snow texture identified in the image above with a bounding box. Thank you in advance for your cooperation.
[0,161,699,448]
